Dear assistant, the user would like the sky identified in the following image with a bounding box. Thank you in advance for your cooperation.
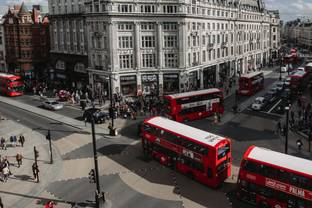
[0,0,311,22]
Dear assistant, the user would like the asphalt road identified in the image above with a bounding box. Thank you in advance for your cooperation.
[11,94,83,120]
[0,101,82,140]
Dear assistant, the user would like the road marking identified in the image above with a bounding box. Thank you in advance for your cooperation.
[268,99,282,113]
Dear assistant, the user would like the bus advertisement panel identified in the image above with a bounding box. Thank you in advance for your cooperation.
[163,89,224,122]
[0,73,24,96]
[237,146,312,208]
[141,116,231,187]
[238,71,264,96]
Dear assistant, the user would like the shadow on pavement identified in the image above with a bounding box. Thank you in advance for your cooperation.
[12,174,34,183]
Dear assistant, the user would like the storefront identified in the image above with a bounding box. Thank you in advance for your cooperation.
[219,62,230,83]
[163,73,179,94]
[93,74,109,98]
[188,71,199,91]
[203,66,216,89]
[120,75,137,97]
[141,74,158,96]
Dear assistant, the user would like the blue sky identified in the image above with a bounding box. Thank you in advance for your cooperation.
[0,0,310,22]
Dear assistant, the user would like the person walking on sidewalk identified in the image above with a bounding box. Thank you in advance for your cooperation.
[15,153,23,168]
[0,137,6,150]
[44,200,54,208]
[19,135,25,147]
[2,165,10,182]
[32,162,39,183]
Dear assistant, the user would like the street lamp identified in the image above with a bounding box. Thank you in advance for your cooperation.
[46,130,53,164]
[284,105,290,154]
[90,103,105,207]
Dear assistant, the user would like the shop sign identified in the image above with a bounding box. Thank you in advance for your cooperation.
[120,76,136,81]
[142,74,157,82]
[164,74,178,79]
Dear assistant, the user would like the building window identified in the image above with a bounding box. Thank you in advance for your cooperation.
[118,22,133,31]
[202,50,206,62]
[142,53,156,67]
[141,36,155,48]
[141,5,155,13]
[164,35,177,48]
[118,36,133,48]
[164,53,178,68]
[118,4,133,13]
[119,54,133,69]
[141,22,155,31]
[163,5,177,13]
[163,22,177,31]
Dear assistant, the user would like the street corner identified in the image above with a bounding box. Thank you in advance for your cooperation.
[46,172,183,208]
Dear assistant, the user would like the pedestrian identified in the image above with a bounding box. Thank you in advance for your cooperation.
[276,120,282,134]
[13,135,17,147]
[0,195,3,208]
[19,135,25,147]
[32,162,39,183]
[16,153,23,168]
[0,137,5,150]
[291,111,295,123]
[9,136,13,146]
[44,200,54,208]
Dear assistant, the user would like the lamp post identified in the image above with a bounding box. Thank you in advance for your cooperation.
[90,103,105,207]
[109,73,114,129]
[46,130,53,164]
[284,105,290,154]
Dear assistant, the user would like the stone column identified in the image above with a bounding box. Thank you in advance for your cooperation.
[216,64,220,83]
[178,21,186,68]
[134,21,141,69]
[157,22,163,69]
[108,21,118,71]
[199,69,204,89]
[158,72,164,96]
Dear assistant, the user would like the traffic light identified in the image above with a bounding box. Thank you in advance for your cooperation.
[46,130,51,141]
[88,169,95,183]
[109,107,114,118]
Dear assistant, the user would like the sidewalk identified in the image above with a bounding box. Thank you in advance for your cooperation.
[0,117,70,208]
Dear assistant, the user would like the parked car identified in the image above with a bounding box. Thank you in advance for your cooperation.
[268,87,279,96]
[281,88,291,102]
[274,81,284,91]
[251,97,266,111]
[264,91,277,103]
[42,100,64,111]
[82,108,109,124]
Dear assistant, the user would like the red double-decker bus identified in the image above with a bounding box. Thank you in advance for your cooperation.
[238,71,264,96]
[0,73,24,96]
[141,116,231,187]
[163,89,224,122]
[289,70,309,92]
[237,146,312,208]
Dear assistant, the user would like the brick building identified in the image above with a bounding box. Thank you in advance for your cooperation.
[3,3,50,85]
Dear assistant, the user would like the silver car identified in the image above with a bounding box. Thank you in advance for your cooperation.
[42,100,64,110]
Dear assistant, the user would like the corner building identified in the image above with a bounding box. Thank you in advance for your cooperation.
[86,0,280,97]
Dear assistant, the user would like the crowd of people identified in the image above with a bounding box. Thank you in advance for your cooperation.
[276,95,312,136]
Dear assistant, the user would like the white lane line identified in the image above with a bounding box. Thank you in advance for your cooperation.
[268,99,282,113]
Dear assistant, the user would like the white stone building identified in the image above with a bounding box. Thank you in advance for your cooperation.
[0,18,7,73]
[83,0,280,97]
